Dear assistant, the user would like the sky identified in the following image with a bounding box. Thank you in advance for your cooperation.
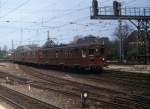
[0,0,149,49]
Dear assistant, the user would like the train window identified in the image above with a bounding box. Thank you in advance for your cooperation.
[89,49,95,55]
[82,49,86,58]
[75,48,78,52]
[100,48,104,54]
[45,50,48,55]
[69,50,72,57]
[65,51,67,57]
[70,51,72,57]
[28,52,30,56]
[56,51,58,58]
[68,51,70,57]
[32,51,34,56]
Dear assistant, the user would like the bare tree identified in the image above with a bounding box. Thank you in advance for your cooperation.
[114,22,133,40]
[114,21,134,62]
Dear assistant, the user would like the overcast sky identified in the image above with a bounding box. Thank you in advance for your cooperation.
[0,0,149,49]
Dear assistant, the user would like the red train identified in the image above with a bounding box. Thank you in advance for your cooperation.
[11,43,106,71]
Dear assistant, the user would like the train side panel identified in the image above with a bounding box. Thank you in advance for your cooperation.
[12,43,106,70]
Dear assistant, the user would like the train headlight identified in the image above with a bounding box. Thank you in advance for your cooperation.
[102,58,105,61]
[83,92,88,98]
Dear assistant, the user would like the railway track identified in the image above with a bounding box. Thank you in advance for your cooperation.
[0,64,149,109]
[0,85,61,109]
[21,65,150,92]
[87,75,150,92]
[0,96,25,109]
[0,70,127,109]
[19,65,150,109]
[79,70,150,93]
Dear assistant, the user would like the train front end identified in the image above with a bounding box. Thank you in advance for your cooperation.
[86,44,106,71]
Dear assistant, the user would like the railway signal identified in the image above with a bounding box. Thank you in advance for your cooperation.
[113,0,121,16]
[5,76,10,84]
[92,0,98,16]
[81,91,88,108]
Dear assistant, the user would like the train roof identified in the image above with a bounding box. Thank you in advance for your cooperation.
[40,43,104,50]
[14,43,104,53]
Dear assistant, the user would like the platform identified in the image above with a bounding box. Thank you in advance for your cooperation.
[105,64,150,73]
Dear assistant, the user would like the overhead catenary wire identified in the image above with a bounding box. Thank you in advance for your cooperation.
[0,0,142,48]
[45,6,89,23]
[123,0,137,6]
[42,0,115,24]
[35,0,86,13]
[0,20,40,24]
[1,0,9,7]
[0,0,96,28]
[0,0,31,18]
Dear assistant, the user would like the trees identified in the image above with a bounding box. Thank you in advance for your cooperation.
[106,40,119,60]
[113,21,134,62]
[0,45,8,59]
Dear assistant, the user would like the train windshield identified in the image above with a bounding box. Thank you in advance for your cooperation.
[82,49,87,58]
[89,49,95,55]
[100,48,104,55]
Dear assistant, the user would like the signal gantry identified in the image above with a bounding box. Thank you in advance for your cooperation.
[90,0,150,64]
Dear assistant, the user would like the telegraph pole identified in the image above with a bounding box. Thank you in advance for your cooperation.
[118,19,124,63]
[47,30,50,41]
[12,40,14,51]
[20,28,23,46]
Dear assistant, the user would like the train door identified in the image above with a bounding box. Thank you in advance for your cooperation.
[38,49,44,63]
[55,49,58,65]
[72,48,80,65]
[88,48,95,65]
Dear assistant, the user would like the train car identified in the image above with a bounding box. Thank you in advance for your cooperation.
[12,43,106,71]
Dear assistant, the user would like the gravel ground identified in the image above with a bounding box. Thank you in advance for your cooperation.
[0,63,121,92]
[0,63,84,109]
[0,62,122,109]
[0,99,16,109]
[0,63,31,78]
[28,66,121,91]
[0,80,82,109]
[0,62,149,109]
